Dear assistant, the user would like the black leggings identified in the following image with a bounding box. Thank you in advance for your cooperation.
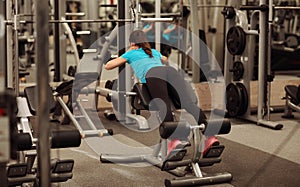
[145,66,207,125]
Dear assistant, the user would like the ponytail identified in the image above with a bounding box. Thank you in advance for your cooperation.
[140,43,153,58]
[129,30,153,58]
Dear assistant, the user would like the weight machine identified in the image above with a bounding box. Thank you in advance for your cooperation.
[100,81,233,187]
[220,0,298,130]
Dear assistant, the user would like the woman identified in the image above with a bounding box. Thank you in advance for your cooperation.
[105,30,217,155]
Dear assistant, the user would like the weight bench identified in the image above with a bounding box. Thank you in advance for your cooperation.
[101,83,233,186]
[52,72,113,137]
[8,131,81,186]
[282,85,300,118]
[10,85,82,186]
[24,84,57,116]
[101,119,232,187]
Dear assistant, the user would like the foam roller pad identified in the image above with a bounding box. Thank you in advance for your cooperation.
[204,119,231,136]
[14,133,32,151]
[51,130,81,148]
[159,121,190,139]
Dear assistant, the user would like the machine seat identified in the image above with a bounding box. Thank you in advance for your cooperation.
[24,85,56,115]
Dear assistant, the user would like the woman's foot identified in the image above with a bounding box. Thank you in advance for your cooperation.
[167,139,182,156]
[166,139,188,161]
[203,136,220,156]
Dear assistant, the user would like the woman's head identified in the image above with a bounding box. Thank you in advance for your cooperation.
[129,30,148,44]
[129,30,153,57]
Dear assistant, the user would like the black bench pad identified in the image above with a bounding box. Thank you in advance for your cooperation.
[24,85,56,115]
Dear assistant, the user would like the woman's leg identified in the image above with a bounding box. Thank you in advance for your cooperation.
[166,67,207,125]
[146,68,174,122]
[166,67,219,155]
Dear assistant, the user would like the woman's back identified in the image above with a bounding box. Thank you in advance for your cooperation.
[121,48,163,83]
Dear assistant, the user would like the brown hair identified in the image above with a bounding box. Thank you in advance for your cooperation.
[129,30,153,58]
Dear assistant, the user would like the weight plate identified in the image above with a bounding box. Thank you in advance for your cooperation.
[226,83,242,117]
[226,26,246,55]
[236,83,248,116]
[226,82,248,117]
[233,61,244,81]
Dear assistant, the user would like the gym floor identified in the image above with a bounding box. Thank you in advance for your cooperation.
[32,107,300,187]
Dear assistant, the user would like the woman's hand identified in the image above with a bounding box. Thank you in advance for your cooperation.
[161,55,168,65]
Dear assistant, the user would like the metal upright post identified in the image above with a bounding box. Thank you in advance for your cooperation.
[189,0,200,83]
[35,0,51,186]
[53,0,60,81]
[266,0,273,120]
[53,0,66,82]
[117,0,126,122]
[13,0,19,95]
[135,0,142,29]
[257,0,267,121]
[125,0,134,124]
[0,1,8,186]
[6,0,13,88]
[0,1,6,91]
[155,0,161,51]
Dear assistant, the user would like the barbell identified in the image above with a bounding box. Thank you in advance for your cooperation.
[2,16,173,24]
[0,15,173,37]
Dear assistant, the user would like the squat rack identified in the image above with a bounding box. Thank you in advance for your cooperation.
[221,0,300,130]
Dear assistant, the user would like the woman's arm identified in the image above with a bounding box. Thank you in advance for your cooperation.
[104,57,127,70]
[105,46,137,70]
[163,24,176,34]
[142,23,153,33]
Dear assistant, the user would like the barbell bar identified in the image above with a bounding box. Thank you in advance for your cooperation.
[141,12,181,17]
[65,12,86,17]
[0,16,173,36]
[1,17,174,26]
[185,4,300,11]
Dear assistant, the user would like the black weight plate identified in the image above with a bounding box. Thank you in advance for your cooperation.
[226,26,246,55]
[236,83,248,116]
[233,61,244,81]
[226,83,242,117]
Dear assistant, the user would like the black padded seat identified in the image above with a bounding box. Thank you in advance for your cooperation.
[55,80,73,95]
[24,85,56,115]
[285,85,300,105]
[131,82,198,111]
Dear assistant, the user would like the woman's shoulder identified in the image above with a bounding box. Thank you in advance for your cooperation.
[151,48,159,53]
[151,49,162,55]
[125,48,142,54]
